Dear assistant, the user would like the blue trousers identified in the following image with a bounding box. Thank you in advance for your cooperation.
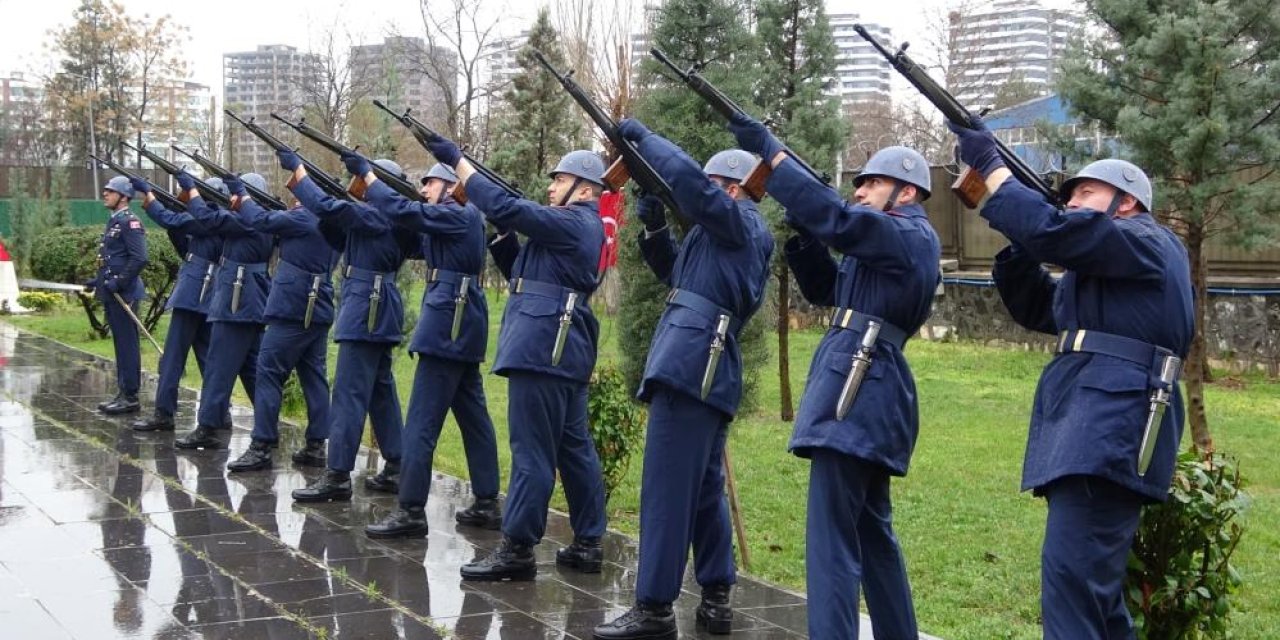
[807,449,917,640]
[153,309,211,416]
[195,322,261,428]
[502,371,605,547]
[250,322,331,444]
[399,355,499,507]
[1042,475,1143,640]
[635,385,736,605]
[326,341,403,473]
[103,294,141,396]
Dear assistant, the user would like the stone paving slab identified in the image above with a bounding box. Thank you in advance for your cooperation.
[0,323,934,639]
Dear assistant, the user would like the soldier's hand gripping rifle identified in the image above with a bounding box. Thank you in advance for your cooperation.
[650,48,829,202]
[90,153,187,213]
[853,25,1059,209]
[269,113,423,203]
[223,110,351,201]
[122,141,233,210]
[170,144,287,211]
[371,99,523,205]
[532,50,683,217]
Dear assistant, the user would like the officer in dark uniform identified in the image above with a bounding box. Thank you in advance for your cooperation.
[126,176,225,432]
[87,176,149,415]
[352,159,502,538]
[423,136,608,582]
[225,173,342,472]
[594,122,774,640]
[731,115,941,639]
[171,172,272,450]
[951,121,1193,639]
[279,150,410,502]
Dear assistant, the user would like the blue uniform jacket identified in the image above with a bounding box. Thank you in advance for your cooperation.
[291,175,410,344]
[93,208,148,303]
[632,133,774,417]
[240,200,341,327]
[368,180,489,363]
[187,196,274,324]
[985,180,1193,502]
[772,159,941,475]
[464,173,604,383]
[143,200,222,314]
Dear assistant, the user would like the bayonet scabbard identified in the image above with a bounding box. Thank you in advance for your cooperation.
[450,276,471,342]
[230,265,245,314]
[303,275,321,329]
[368,274,383,334]
[835,321,881,421]
[700,314,732,400]
[1137,355,1181,476]
[551,292,577,366]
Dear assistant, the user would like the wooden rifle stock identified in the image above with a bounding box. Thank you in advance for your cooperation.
[741,161,770,203]
[450,183,469,205]
[951,167,987,209]
[602,158,629,192]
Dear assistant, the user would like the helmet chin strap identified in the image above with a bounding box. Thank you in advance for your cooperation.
[883,180,904,212]
[1105,191,1127,217]
[558,177,583,206]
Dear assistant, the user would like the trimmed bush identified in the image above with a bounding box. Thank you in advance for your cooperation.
[587,364,647,504]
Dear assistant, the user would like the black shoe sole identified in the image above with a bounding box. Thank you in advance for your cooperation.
[132,424,175,432]
[101,406,141,415]
[696,611,732,635]
[459,566,537,581]
[227,461,272,472]
[364,480,399,494]
[365,525,429,539]
[455,515,503,530]
[292,491,353,503]
[556,557,603,573]
[592,629,677,640]
[174,440,223,450]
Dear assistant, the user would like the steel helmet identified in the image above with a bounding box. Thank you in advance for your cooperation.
[204,176,230,196]
[422,163,458,185]
[854,146,932,200]
[549,150,606,186]
[239,172,268,193]
[703,149,757,182]
[103,175,135,199]
[1060,158,1153,212]
[373,159,406,181]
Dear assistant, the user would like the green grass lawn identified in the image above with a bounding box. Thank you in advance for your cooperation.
[6,302,1277,639]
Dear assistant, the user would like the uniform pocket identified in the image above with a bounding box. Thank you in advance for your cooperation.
[515,295,562,318]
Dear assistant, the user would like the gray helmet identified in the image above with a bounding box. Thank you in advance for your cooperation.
[422,163,458,185]
[103,175,134,199]
[204,176,230,196]
[373,159,406,181]
[549,150,606,186]
[854,146,932,200]
[1060,158,1153,212]
[240,172,268,194]
[703,149,756,183]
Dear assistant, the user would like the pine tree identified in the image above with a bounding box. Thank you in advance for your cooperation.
[753,0,846,420]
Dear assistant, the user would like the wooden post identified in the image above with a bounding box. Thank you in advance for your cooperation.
[723,444,751,572]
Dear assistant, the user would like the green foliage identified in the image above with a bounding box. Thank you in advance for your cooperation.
[8,167,71,275]
[615,221,665,393]
[486,8,586,194]
[1128,451,1250,638]
[16,292,64,312]
[280,372,305,419]
[586,365,647,503]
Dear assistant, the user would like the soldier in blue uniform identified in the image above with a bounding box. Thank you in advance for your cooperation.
[171,172,273,450]
[225,174,342,472]
[951,121,1193,639]
[731,115,941,639]
[126,176,226,432]
[352,159,502,538]
[594,122,773,640]
[422,136,607,581]
[86,176,149,415]
[280,150,410,502]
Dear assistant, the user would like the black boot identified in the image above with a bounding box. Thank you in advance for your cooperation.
[291,439,326,467]
[97,393,122,412]
[696,584,733,635]
[101,395,141,415]
[455,497,502,530]
[593,602,677,640]
[292,469,352,502]
[131,410,175,432]
[227,440,274,472]
[365,505,429,539]
[364,459,400,494]
[556,537,603,573]
[174,425,223,450]
[460,538,537,581]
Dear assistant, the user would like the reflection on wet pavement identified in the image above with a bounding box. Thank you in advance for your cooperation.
[0,324,837,639]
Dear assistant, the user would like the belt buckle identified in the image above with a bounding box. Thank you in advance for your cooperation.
[514,278,524,294]
[666,289,678,304]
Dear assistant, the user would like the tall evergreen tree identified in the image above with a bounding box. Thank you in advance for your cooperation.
[753,0,846,420]
[621,0,769,410]
[486,7,586,194]
[1057,0,1280,454]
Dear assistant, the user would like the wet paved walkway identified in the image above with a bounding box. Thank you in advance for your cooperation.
[0,324,919,639]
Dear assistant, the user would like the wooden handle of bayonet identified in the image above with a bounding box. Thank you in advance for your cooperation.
[451,182,469,205]
[603,158,630,192]
[741,161,769,203]
[950,167,988,209]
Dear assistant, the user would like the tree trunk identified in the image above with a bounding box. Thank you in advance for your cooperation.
[1184,223,1214,456]
[777,262,795,421]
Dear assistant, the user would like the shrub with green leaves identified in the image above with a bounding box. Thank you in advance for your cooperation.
[587,365,647,503]
[1127,451,1249,638]
[17,292,64,312]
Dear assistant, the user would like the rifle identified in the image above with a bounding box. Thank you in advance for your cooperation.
[853,25,1059,209]
[651,47,829,202]
[371,99,523,205]
[532,50,683,217]
[223,110,351,202]
[170,144,287,211]
[91,153,187,213]
[121,141,233,210]
[269,113,423,203]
